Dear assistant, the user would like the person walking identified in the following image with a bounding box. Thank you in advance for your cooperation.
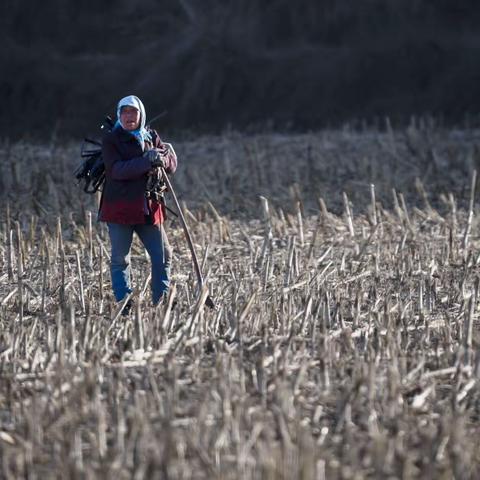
[99,95,177,312]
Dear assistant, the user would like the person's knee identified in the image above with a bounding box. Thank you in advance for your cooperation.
[149,243,172,271]
[111,253,130,269]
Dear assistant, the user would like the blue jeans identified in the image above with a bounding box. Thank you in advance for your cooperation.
[107,223,172,305]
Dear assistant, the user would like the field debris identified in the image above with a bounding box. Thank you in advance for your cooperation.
[1,124,480,478]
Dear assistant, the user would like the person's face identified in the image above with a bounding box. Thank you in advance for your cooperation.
[120,105,141,131]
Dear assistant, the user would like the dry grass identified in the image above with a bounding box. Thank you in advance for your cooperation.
[1,122,480,478]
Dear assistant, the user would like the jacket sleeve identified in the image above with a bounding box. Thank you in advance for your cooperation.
[153,132,177,174]
[102,133,152,180]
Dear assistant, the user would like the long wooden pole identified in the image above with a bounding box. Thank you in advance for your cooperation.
[160,167,215,309]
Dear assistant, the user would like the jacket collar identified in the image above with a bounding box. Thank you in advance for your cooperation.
[115,127,137,143]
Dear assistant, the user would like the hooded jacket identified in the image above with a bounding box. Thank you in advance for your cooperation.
[98,96,177,225]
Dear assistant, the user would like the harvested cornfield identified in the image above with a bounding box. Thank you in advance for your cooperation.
[1,122,480,478]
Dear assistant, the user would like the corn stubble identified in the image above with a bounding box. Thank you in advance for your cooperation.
[1,122,480,478]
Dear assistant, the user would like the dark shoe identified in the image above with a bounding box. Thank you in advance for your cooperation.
[153,294,177,309]
[153,293,167,307]
[121,299,134,316]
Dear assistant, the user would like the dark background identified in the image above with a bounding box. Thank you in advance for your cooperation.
[2,0,480,139]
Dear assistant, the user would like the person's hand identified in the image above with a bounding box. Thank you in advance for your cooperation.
[160,143,175,158]
[143,149,165,168]
[158,144,170,157]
